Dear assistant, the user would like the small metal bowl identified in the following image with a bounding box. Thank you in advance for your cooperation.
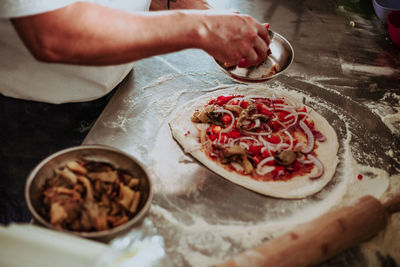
[372,0,400,23]
[215,30,294,83]
[25,145,153,242]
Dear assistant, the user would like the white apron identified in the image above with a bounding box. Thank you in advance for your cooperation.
[0,0,151,103]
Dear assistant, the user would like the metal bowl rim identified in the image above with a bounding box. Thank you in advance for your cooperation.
[215,30,295,83]
[373,0,400,10]
[25,144,154,239]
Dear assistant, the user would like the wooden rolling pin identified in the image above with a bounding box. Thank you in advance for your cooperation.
[218,194,400,267]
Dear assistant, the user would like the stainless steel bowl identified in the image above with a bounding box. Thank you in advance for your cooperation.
[25,145,153,242]
[215,30,294,83]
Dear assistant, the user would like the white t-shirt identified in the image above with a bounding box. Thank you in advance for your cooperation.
[0,0,151,104]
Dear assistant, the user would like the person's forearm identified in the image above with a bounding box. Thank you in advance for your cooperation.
[12,2,205,65]
[150,0,210,11]
[12,2,270,67]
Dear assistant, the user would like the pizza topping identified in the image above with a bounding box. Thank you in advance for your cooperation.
[275,150,297,166]
[213,109,236,133]
[307,154,324,179]
[40,160,144,232]
[299,120,315,154]
[215,145,254,174]
[191,94,326,181]
[192,105,223,126]
[224,104,244,114]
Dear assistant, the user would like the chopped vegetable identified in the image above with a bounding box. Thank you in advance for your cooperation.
[40,160,143,232]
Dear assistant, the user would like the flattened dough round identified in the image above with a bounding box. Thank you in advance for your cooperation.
[169,87,339,199]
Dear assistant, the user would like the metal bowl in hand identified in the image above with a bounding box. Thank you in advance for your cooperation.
[215,30,294,83]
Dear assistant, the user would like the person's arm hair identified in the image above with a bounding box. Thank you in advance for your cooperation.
[150,0,210,11]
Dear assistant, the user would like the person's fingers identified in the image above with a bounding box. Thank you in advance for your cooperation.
[238,58,248,68]
[255,23,270,45]
[253,36,269,65]
[254,36,268,55]
[240,48,258,67]
[263,23,271,45]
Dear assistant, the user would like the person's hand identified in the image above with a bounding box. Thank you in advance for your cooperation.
[196,12,270,68]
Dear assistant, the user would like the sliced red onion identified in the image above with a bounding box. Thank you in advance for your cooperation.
[239,95,266,105]
[263,124,272,132]
[281,116,298,130]
[276,143,290,150]
[214,109,235,133]
[236,136,262,146]
[272,105,297,112]
[283,130,294,150]
[254,119,261,129]
[307,154,324,179]
[261,146,269,153]
[277,169,285,176]
[242,120,251,126]
[225,138,236,147]
[258,135,281,151]
[297,155,313,164]
[299,120,314,154]
[243,130,271,136]
[256,156,275,175]
[313,130,327,142]
[294,142,303,152]
[239,142,250,150]
[239,96,257,106]
[284,112,312,120]
[272,117,288,129]
[226,96,242,105]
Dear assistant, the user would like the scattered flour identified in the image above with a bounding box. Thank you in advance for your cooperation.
[142,84,396,266]
[96,70,399,267]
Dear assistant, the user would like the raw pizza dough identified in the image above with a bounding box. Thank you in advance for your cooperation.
[169,87,339,199]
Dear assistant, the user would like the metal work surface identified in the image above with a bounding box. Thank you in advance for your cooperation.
[85,0,400,266]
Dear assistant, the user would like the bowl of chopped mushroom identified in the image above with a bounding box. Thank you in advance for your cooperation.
[25,145,153,241]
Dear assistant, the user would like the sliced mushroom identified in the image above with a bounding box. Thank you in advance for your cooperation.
[261,63,280,78]
[99,193,111,207]
[57,168,78,184]
[66,161,87,175]
[111,216,129,228]
[240,155,254,174]
[223,145,247,157]
[87,170,118,183]
[191,105,224,126]
[40,160,143,232]
[80,210,93,231]
[110,201,121,216]
[62,201,81,222]
[250,113,270,122]
[224,104,244,114]
[220,145,254,174]
[77,175,94,201]
[94,206,109,231]
[129,191,141,213]
[200,129,207,144]
[127,178,140,188]
[236,104,258,130]
[191,105,213,123]
[50,202,68,225]
[118,183,135,211]
[275,150,297,166]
